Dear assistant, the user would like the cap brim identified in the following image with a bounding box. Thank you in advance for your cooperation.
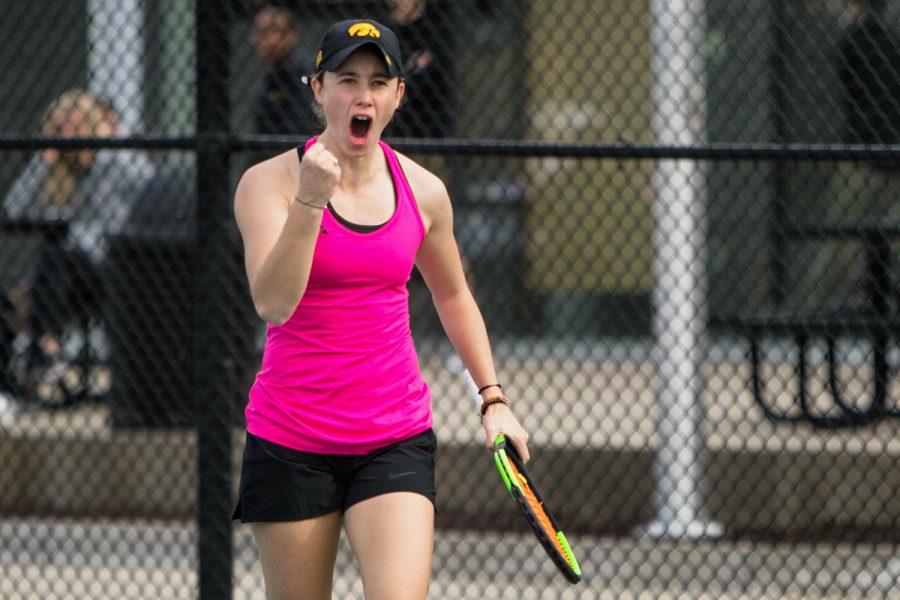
[319,42,402,77]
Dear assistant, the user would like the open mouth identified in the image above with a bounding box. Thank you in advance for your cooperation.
[350,115,372,144]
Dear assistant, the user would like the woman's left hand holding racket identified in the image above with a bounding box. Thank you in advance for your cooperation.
[465,371,530,463]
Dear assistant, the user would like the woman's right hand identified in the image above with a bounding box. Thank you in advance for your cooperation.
[296,142,341,208]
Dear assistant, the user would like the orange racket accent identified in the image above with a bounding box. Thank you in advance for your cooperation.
[506,461,571,563]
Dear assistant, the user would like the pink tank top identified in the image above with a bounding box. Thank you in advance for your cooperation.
[245,139,432,454]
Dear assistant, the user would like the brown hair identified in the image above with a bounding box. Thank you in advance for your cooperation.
[38,89,106,205]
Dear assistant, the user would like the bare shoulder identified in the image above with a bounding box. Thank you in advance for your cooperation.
[237,149,300,197]
[394,151,450,220]
[234,148,301,217]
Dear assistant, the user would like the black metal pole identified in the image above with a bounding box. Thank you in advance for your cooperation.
[195,1,233,598]
[867,235,890,414]
[770,0,790,305]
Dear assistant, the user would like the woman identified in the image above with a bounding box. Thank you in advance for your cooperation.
[2,89,153,405]
[233,19,529,599]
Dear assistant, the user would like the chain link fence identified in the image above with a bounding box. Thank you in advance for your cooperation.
[1,0,899,598]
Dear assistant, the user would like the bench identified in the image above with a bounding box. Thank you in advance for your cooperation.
[711,220,899,428]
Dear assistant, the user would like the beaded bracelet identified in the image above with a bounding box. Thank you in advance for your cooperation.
[479,394,510,418]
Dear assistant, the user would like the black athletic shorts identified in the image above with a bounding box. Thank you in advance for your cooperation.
[233,428,437,523]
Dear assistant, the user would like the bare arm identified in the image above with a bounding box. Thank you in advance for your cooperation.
[234,143,340,324]
[409,158,530,461]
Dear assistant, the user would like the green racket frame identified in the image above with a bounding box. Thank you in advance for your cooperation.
[492,434,582,584]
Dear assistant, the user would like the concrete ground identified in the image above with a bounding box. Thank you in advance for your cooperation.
[2,518,899,599]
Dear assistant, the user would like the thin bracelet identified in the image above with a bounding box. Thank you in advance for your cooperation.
[294,196,327,210]
[478,383,501,395]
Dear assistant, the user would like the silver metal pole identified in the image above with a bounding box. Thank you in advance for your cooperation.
[87,0,145,134]
[642,0,723,540]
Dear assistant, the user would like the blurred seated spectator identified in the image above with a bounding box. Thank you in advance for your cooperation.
[1,88,155,406]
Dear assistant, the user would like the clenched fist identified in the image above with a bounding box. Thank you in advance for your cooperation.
[295,143,341,209]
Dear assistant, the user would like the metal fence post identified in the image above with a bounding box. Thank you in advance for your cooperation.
[196,1,233,598]
[643,0,723,540]
[86,0,146,134]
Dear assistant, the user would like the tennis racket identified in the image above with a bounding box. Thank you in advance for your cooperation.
[492,432,582,584]
[462,371,581,582]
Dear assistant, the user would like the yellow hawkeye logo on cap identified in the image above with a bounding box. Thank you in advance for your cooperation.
[315,50,323,67]
[348,22,381,38]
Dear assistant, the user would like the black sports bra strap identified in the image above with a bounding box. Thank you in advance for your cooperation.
[296,145,305,161]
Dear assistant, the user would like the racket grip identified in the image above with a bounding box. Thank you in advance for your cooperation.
[463,370,483,410]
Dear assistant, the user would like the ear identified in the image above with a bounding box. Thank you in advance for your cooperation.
[395,79,406,104]
[311,76,324,104]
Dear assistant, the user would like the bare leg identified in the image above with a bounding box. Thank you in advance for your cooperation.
[344,492,434,600]
[251,512,343,600]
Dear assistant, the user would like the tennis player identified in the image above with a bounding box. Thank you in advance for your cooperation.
[232,18,529,600]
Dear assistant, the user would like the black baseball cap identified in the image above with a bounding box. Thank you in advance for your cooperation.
[314,19,403,77]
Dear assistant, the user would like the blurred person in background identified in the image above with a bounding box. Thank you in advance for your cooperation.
[838,0,900,147]
[834,0,900,211]
[384,0,456,138]
[252,5,317,138]
[2,88,154,406]
[810,0,900,306]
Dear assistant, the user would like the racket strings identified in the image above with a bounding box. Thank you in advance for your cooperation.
[508,464,571,565]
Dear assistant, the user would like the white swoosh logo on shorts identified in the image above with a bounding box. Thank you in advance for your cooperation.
[388,471,416,480]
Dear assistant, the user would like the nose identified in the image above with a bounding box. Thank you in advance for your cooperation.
[355,84,374,106]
